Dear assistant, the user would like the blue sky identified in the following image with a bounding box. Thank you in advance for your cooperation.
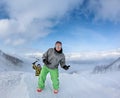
[0,0,120,54]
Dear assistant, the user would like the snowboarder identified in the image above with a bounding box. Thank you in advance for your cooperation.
[37,41,70,94]
[32,61,42,76]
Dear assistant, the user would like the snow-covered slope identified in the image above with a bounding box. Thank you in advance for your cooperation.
[0,71,120,98]
[93,57,120,73]
[0,50,32,72]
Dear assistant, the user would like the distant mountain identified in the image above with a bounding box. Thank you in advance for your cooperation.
[0,50,26,71]
[93,57,120,73]
[0,50,23,65]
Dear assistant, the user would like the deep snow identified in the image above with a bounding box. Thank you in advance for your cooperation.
[0,71,120,98]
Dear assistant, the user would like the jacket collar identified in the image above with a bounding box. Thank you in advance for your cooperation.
[54,47,63,54]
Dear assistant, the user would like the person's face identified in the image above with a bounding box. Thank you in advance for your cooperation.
[55,43,62,51]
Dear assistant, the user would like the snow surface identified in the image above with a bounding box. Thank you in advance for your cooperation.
[0,50,120,98]
[0,71,120,98]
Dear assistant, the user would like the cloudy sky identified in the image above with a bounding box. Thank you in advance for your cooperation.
[0,0,120,55]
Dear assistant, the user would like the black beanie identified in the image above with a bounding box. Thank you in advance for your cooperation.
[55,41,62,45]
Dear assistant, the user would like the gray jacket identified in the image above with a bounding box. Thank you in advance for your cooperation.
[42,48,66,69]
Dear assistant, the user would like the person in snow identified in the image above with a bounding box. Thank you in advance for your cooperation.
[32,61,42,76]
[37,41,70,94]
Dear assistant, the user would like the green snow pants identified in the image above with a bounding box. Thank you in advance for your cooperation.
[38,65,59,90]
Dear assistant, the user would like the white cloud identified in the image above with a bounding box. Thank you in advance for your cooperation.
[25,52,43,58]
[0,0,83,46]
[24,49,120,64]
[1,0,120,47]
[88,0,120,23]
[5,38,25,46]
[0,19,11,37]
[66,50,120,61]
[0,19,19,37]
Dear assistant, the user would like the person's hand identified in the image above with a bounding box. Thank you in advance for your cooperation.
[63,65,70,70]
[43,59,51,65]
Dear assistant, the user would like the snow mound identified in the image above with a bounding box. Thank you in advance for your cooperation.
[0,71,120,98]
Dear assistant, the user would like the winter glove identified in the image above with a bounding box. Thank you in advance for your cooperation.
[32,61,38,65]
[43,59,51,65]
[63,65,70,70]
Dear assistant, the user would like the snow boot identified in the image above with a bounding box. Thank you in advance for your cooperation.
[37,88,42,92]
[54,90,58,94]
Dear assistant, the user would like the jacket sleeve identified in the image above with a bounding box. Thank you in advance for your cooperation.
[60,54,66,68]
[42,48,51,60]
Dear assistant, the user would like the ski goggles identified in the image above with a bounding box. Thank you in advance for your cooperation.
[55,45,62,49]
